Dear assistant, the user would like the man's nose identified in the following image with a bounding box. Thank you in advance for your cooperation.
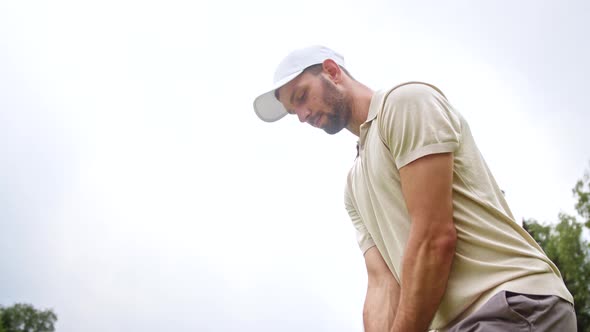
[295,108,311,123]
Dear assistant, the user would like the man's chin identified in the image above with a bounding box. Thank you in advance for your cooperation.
[322,113,348,135]
[323,125,345,135]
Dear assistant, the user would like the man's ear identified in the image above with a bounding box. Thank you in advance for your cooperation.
[322,59,342,83]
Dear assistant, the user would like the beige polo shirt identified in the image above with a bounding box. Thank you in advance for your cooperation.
[344,82,573,330]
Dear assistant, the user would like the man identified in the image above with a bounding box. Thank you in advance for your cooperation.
[252,45,576,331]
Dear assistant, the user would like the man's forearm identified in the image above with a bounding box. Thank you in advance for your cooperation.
[391,226,456,332]
[364,276,400,332]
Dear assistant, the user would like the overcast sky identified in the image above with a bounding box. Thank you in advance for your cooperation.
[1,0,589,331]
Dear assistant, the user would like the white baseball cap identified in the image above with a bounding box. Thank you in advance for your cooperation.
[253,45,346,122]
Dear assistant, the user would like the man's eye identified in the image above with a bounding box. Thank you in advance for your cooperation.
[298,92,306,102]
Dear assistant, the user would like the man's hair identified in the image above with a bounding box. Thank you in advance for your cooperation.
[274,64,355,100]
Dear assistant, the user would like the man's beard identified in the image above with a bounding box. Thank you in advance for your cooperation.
[320,76,352,135]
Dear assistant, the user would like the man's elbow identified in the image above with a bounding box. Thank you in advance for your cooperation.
[415,217,457,259]
[430,222,457,259]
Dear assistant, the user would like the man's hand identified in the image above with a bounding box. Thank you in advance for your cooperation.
[393,152,457,332]
[363,246,400,332]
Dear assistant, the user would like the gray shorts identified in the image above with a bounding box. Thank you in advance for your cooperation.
[446,291,577,331]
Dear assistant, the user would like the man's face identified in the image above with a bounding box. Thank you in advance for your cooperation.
[276,70,352,135]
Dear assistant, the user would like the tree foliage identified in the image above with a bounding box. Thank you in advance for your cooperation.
[0,311,6,332]
[574,166,590,228]
[0,303,57,332]
[523,165,590,332]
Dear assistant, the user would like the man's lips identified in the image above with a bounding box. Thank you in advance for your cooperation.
[311,114,322,127]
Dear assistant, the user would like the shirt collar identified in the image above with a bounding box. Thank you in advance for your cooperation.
[364,89,387,125]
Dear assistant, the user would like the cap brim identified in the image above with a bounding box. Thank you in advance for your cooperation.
[253,70,304,122]
[253,90,288,122]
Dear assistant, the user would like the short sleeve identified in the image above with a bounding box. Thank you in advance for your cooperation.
[378,83,462,168]
[344,189,375,254]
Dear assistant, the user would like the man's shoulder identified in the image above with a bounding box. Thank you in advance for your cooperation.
[367,82,448,125]
[383,81,446,105]
[369,82,446,122]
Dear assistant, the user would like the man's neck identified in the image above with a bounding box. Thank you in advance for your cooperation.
[346,82,374,137]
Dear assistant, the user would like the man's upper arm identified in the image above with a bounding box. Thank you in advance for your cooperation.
[399,153,455,239]
[379,83,459,233]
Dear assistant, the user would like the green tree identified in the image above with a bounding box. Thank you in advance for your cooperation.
[0,303,57,332]
[0,310,6,332]
[574,166,590,228]
[523,165,590,332]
